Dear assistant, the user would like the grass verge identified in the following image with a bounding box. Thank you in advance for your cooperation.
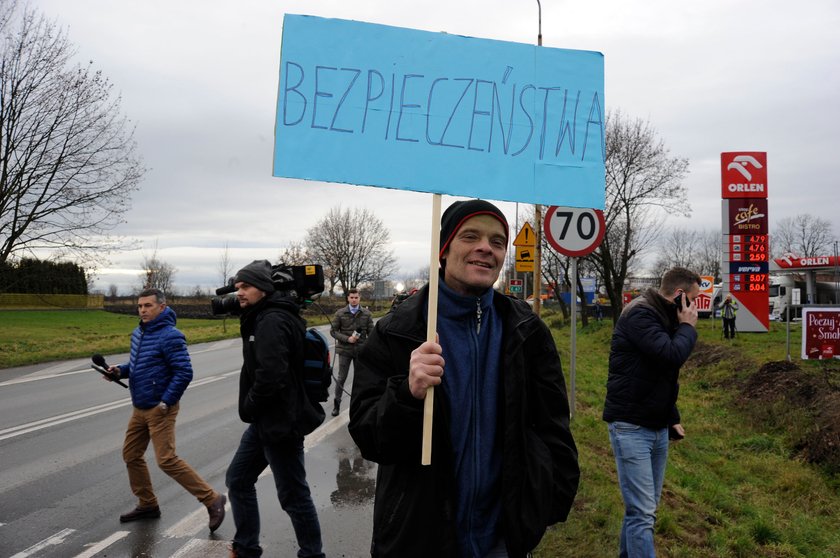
[0,309,334,368]
[536,314,840,557]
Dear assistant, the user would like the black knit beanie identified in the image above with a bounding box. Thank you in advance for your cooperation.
[234,260,275,293]
[439,199,509,262]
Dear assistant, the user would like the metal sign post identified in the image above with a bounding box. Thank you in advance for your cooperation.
[544,206,606,418]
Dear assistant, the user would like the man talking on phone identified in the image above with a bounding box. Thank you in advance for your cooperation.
[602,267,700,557]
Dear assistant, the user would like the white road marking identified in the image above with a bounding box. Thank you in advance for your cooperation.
[162,411,344,541]
[190,338,240,354]
[72,531,129,558]
[0,339,242,388]
[305,410,349,452]
[0,371,239,442]
[0,399,131,441]
[170,538,231,557]
[9,528,75,558]
[168,537,205,558]
[164,502,220,539]
[0,367,95,387]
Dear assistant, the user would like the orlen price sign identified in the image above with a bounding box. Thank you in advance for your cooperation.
[801,308,840,360]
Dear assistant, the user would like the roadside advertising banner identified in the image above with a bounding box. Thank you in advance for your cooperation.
[801,307,840,360]
[694,275,714,314]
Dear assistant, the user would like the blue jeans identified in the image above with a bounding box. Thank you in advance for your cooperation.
[226,425,324,558]
[608,421,669,558]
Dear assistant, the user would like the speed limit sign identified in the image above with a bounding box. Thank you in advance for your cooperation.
[544,205,606,257]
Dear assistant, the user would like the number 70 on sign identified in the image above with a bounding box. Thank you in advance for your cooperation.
[544,206,606,257]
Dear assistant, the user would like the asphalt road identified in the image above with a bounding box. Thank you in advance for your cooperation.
[0,326,376,558]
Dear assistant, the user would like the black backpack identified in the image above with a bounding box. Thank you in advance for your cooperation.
[303,327,332,403]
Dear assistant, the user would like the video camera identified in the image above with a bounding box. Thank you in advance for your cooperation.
[211,263,325,315]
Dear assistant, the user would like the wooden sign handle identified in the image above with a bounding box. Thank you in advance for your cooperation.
[421,193,442,466]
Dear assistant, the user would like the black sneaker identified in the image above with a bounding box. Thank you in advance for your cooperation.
[120,505,161,522]
[331,400,340,417]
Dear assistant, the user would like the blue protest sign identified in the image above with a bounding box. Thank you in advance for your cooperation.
[274,15,605,208]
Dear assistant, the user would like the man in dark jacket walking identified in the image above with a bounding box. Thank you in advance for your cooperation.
[349,200,579,558]
[329,288,374,417]
[602,267,700,557]
[110,288,226,531]
[225,261,325,558]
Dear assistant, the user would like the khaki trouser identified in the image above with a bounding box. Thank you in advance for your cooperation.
[123,403,216,508]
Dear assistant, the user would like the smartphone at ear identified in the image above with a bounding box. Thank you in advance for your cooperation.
[675,292,684,310]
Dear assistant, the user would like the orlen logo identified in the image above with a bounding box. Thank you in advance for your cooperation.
[721,152,768,199]
[728,155,762,181]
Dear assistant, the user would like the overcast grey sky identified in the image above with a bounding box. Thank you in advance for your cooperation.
[31,0,840,294]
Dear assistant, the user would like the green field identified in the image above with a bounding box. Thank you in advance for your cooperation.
[0,309,336,368]
[0,310,239,367]
[2,309,839,556]
[536,314,840,557]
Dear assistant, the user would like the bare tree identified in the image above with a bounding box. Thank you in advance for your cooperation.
[217,242,232,286]
[139,244,176,297]
[412,265,430,284]
[590,110,690,321]
[696,230,722,281]
[652,228,721,282]
[188,285,206,298]
[0,3,144,265]
[306,206,397,295]
[278,240,339,293]
[107,283,118,298]
[773,214,834,257]
[278,241,312,265]
[540,239,572,319]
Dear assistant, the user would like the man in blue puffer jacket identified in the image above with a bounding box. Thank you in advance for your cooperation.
[109,288,226,531]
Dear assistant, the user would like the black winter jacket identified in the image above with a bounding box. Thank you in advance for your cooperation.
[348,285,579,558]
[602,288,698,429]
[238,293,324,441]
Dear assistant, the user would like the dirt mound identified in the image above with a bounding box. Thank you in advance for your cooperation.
[684,341,743,368]
[742,361,821,406]
[740,360,840,472]
[797,390,840,469]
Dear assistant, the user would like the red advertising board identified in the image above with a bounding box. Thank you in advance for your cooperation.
[726,199,768,235]
[774,255,840,269]
[693,276,714,313]
[721,152,767,199]
[801,308,840,360]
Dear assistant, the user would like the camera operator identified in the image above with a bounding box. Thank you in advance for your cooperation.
[224,260,325,558]
[721,293,738,339]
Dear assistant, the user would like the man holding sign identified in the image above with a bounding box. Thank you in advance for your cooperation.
[349,200,579,558]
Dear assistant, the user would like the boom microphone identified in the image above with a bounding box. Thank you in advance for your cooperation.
[91,354,128,388]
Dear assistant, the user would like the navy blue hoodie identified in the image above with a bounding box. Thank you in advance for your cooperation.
[437,280,503,557]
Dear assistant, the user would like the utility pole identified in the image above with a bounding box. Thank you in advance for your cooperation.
[533,0,543,317]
